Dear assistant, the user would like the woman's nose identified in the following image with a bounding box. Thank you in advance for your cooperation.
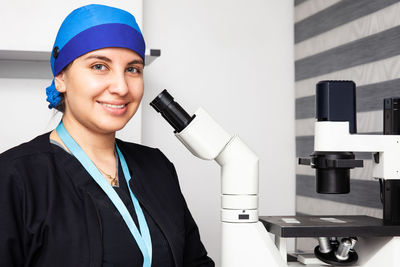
[108,71,129,95]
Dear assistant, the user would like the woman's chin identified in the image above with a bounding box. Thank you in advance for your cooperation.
[93,118,130,134]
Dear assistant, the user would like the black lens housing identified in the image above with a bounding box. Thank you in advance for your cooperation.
[150,89,194,133]
[311,152,359,194]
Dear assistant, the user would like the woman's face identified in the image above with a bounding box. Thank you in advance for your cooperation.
[55,47,144,134]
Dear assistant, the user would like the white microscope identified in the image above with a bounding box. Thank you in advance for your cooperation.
[150,80,400,267]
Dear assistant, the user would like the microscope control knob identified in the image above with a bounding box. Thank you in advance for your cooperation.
[335,238,352,261]
[318,237,332,253]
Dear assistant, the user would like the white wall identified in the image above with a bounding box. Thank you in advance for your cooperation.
[0,0,143,51]
[142,1,295,265]
[0,79,59,152]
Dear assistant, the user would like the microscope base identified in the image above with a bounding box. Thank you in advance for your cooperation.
[258,215,400,266]
[221,221,287,267]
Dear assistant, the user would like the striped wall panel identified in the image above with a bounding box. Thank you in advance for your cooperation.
[295,0,400,218]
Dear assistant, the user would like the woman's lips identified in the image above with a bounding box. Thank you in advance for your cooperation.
[98,101,128,115]
[101,103,126,108]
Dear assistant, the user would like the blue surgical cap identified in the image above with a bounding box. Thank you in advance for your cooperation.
[46,4,146,109]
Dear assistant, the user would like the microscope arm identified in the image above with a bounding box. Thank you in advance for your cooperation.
[175,107,288,267]
[315,121,400,180]
[175,108,259,222]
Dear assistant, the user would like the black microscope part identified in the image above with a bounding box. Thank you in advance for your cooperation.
[298,81,361,194]
[378,97,400,224]
[316,81,357,134]
[314,244,358,266]
[382,180,400,225]
[314,152,356,194]
[299,152,363,194]
[384,97,400,135]
[150,89,194,133]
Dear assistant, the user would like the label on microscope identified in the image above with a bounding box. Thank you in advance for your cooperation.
[282,218,301,224]
[320,217,346,223]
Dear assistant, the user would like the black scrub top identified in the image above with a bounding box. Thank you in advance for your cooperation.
[0,133,214,267]
[50,141,175,267]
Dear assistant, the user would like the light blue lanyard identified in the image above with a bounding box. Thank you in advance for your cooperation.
[56,122,152,266]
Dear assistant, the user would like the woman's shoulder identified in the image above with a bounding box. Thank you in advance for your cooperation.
[0,132,53,166]
[116,139,176,179]
[116,139,157,152]
[116,139,170,162]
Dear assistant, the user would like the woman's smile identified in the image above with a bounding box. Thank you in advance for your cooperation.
[98,100,129,115]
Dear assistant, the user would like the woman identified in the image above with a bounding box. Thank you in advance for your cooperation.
[0,4,214,267]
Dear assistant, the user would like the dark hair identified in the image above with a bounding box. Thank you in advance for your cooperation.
[54,97,65,112]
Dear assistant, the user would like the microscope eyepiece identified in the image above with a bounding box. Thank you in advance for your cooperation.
[150,89,194,133]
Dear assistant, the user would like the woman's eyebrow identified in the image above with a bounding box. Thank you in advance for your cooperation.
[83,55,143,66]
[84,55,112,62]
[128,59,144,66]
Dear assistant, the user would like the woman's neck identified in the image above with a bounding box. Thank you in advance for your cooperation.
[50,116,116,162]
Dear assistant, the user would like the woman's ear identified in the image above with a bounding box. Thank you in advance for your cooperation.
[54,71,67,93]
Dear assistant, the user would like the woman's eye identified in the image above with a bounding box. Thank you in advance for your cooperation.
[127,67,141,74]
[92,64,106,71]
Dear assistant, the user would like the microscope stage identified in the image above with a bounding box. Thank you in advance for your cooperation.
[260,215,400,238]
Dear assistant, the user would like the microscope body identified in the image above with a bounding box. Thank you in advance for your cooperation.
[310,81,400,225]
[151,85,400,267]
[296,80,400,266]
[315,121,400,224]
